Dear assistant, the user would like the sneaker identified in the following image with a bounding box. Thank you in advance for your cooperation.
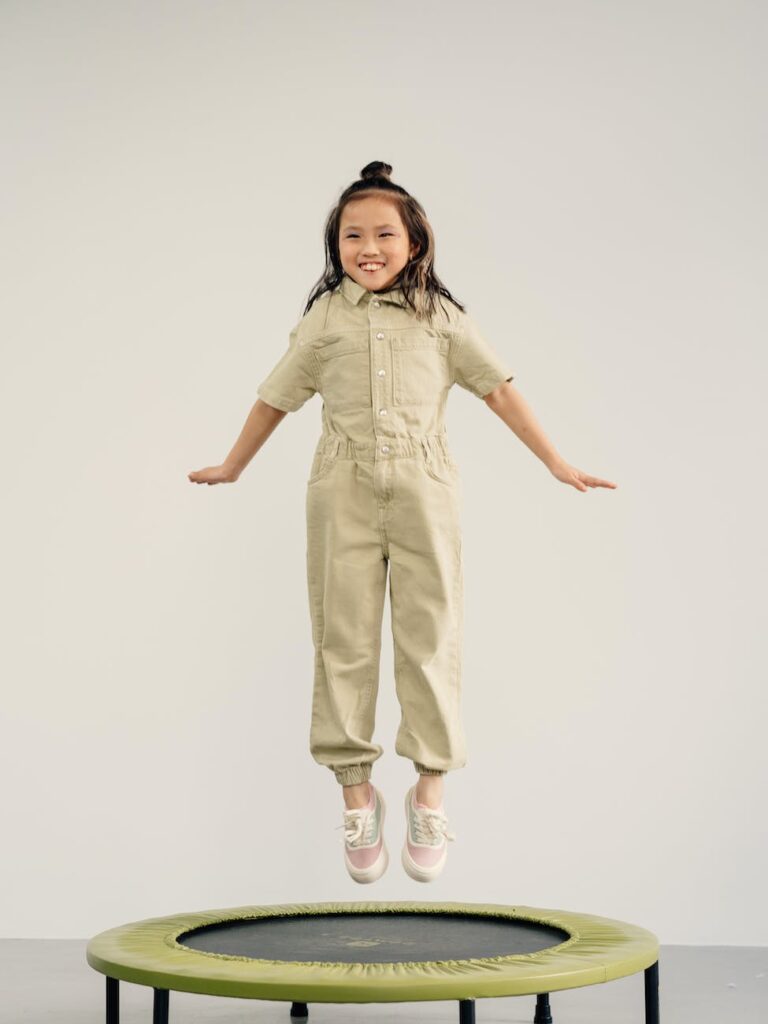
[335,782,389,884]
[401,784,456,882]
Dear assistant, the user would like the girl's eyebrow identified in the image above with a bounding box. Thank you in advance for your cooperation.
[342,223,399,230]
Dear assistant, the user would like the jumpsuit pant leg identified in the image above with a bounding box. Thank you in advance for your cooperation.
[306,440,387,786]
[388,436,467,776]
[305,434,466,787]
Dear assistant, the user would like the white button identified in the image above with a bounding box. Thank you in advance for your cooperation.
[381,445,390,453]
[376,332,384,339]
[378,408,387,415]
[372,300,381,308]
[377,369,386,377]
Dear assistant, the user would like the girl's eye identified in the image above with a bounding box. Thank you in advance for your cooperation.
[345,232,396,238]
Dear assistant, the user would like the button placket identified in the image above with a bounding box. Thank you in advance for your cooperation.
[369,311,391,456]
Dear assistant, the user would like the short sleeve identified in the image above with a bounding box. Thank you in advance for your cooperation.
[451,312,514,399]
[256,324,318,413]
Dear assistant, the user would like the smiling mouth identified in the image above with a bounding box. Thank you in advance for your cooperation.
[360,263,385,272]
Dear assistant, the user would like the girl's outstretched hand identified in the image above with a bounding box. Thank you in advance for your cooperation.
[188,463,240,485]
[548,458,617,493]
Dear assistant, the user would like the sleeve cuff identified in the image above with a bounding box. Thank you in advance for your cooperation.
[256,385,298,413]
[473,372,514,399]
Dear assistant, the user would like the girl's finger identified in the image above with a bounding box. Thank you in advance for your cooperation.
[576,471,617,489]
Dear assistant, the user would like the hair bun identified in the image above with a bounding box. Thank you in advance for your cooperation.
[359,161,393,181]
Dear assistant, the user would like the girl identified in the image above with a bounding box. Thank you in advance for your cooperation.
[189,161,617,885]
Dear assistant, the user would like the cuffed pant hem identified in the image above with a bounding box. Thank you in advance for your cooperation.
[334,764,372,786]
[414,763,446,776]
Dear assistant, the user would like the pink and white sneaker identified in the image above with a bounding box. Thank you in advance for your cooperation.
[336,783,389,884]
[401,784,456,882]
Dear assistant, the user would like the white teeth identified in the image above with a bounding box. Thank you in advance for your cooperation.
[361,263,384,271]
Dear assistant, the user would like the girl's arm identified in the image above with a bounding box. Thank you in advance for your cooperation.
[483,381,617,493]
[188,398,287,485]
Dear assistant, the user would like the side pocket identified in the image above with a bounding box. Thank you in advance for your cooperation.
[307,448,335,486]
[422,447,459,486]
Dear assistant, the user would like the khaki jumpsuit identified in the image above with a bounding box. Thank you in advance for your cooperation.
[257,273,514,787]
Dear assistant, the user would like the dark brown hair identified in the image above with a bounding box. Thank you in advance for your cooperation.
[303,161,466,321]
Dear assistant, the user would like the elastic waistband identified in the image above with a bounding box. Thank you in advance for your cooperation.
[315,432,451,460]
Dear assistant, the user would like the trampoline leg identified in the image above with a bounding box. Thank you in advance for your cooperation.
[106,977,119,1023]
[153,988,169,1024]
[534,993,552,1024]
[290,1002,309,1018]
[459,998,475,1023]
[645,961,660,1024]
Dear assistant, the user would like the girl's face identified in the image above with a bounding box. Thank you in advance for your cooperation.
[339,196,418,291]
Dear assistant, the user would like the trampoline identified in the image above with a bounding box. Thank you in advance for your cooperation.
[86,900,660,1023]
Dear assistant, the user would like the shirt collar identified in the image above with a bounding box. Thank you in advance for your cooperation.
[339,272,407,307]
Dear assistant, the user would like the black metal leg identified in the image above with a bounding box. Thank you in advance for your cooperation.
[534,993,552,1023]
[290,1002,309,1018]
[459,998,475,1023]
[153,988,169,1024]
[106,977,119,1024]
[645,961,660,1024]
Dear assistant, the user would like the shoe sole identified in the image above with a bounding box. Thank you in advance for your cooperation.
[343,788,389,884]
[401,788,448,883]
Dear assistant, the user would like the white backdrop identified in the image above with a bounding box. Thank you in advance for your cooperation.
[1,0,765,944]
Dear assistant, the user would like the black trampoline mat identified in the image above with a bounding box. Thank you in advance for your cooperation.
[177,912,571,963]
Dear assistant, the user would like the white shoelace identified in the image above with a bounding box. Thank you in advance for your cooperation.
[412,806,456,845]
[334,798,458,847]
[336,807,377,847]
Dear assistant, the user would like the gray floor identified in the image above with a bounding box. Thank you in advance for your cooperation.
[0,941,765,1023]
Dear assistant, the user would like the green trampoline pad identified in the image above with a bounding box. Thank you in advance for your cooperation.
[86,900,659,1002]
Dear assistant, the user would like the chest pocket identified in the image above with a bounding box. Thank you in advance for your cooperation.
[315,336,371,412]
[392,333,451,406]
